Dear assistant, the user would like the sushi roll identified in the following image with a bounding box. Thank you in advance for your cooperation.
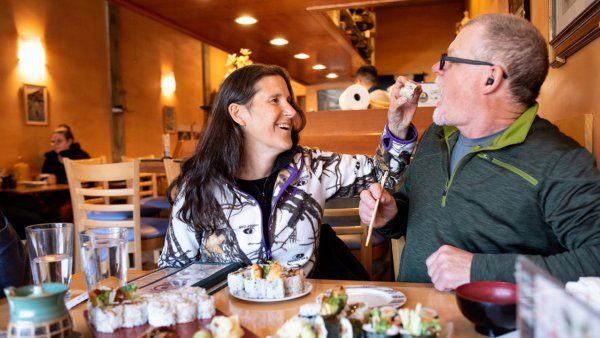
[283,269,305,295]
[208,315,244,338]
[175,298,197,323]
[147,298,176,327]
[243,278,266,298]
[274,316,316,338]
[299,303,320,324]
[265,279,285,299]
[91,305,123,333]
[313,316,328,338]
[227,270,245,295]
[399,82,417,100]
[339,317,362,338]
[122,301,147,328]
[198,296,216,319]
[361,306,401,338]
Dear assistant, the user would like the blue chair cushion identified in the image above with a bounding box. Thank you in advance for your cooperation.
[141,197,171,210]
[140,217,169,240]
[85,213,168,241]
[87,211,133,220]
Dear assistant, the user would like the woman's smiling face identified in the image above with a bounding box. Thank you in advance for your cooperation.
[238,75,297,157]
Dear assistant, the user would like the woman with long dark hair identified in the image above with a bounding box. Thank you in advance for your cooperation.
[158,64,419,276]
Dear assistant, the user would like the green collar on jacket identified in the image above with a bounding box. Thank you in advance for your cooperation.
[442,104,539,150]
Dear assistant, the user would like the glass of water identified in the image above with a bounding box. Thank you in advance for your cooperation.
[79,227,129,291]
[25,223,74,287]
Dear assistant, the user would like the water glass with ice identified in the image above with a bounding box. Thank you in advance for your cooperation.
[25,223,74,287]
[79,227,128,291]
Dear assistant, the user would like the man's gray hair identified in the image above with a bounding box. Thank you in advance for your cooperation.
[466,14,549,107]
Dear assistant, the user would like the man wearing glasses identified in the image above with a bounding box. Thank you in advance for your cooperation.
[360,13,600,290]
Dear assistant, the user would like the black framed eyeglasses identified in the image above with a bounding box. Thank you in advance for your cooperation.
[439,53,508,79]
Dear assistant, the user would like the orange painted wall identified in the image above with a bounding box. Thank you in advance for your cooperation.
[530,4,600,164]
[375,2,464,82]
[0,0,111,175]
[119,8,204,158]
[466,0,508,17]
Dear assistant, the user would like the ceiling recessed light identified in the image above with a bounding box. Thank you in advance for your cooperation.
[270,38,289,46]
[312,64,326,70]
[294,53,310,59]
[235,16,257,25]
[326,73,338,79]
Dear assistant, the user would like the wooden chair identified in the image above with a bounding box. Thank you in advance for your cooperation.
[163,158,182,186]
[173,140,197,159]
[64,159,168,272]
[73,156,107,165]
[391,237,406,280]
[122,155,170,216]
[121,155,158,199]
[323,202,392,281]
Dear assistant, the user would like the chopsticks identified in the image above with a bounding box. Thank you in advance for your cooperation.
[365,170,389,247]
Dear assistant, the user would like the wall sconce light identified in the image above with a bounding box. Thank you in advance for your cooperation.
[18,36,46,81]
[161,73,176,96]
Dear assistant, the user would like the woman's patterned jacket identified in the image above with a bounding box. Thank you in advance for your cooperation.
[158,124,417,274]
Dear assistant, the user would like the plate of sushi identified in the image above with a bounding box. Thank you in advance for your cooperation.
[271,286,445,338]
[84,284,258,337]
[227,261,311,302]
[318,285,407,309]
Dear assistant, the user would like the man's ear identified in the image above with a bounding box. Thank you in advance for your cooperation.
[228,103,246,127]
[482,67,503,94]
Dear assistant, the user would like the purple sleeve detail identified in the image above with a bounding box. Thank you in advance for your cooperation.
[383,123,418,147]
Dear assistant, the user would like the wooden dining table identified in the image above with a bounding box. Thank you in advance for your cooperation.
[0,271,484,337]
[0,183,69,195]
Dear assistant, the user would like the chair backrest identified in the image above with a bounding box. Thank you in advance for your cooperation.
[173,140,197,159]
[64,158,142,271]
[73,156,107,165]
[122,155,158,198]
[163,159,182,186]
[323,207,374,276]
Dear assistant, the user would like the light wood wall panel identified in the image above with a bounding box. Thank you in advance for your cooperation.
[119,8,204,158]
[302,108,434,155]
[0,0,110,175]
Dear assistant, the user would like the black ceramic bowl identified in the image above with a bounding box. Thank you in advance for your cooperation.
[455,281,517,336]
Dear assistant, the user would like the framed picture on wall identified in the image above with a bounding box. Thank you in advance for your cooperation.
[509,0,530,20]
[23,84,48,125]
[163,106,176,133]
[549,0,599,68]
[317,89,344,111]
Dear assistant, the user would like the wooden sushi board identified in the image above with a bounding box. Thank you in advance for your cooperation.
[84,309,259,338]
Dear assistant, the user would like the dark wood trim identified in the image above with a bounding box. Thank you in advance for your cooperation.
[550,0,600,68]
[108,3,125,162]
[309,11,368,67]
[306,0,410,11]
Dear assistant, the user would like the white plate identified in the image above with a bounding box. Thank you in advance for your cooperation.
[318,285,406,308]
[229,281,313,303]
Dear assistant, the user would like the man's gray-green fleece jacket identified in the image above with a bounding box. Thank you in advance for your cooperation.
[378,105,600,283]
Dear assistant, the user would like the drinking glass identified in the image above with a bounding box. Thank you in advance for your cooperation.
[25,223,74,286]
[79,227,128,291]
